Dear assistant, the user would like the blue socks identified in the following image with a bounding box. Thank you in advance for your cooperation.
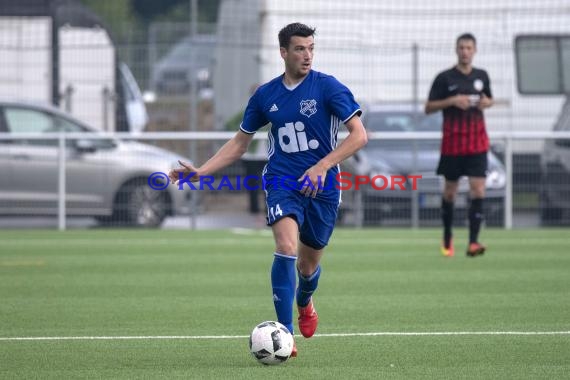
[296,265,321,308]
[271,253,297,334]
[270,253,322,333]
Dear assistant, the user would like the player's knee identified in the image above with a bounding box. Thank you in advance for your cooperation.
[443,184,459,201]
[471,193,485,200]
[297,260,319,277]
[469,186,485,199]
[443,192,457,202]
[471,183,486,198]
[275,239,297,255]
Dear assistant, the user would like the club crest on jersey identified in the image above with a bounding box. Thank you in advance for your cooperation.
[300,99,317,118]
[473,79,484,92]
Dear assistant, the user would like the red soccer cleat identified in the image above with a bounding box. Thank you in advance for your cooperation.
[466,242,486,257]
[298,299,318,338]
[290,341,297,358]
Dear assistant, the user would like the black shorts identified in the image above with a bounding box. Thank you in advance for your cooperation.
[436,152,488,181]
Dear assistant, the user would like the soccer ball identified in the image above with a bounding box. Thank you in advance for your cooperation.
[249,321,294,365]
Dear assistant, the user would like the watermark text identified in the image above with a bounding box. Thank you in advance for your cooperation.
[148,172,422,191]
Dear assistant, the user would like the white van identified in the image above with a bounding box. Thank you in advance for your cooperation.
[0,0,148,133]
[214,0,570,151]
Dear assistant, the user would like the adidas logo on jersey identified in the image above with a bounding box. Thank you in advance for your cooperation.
[278,121,319,153]
[269,104,279,112]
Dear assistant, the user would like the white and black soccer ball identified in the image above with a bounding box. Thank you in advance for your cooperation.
[249,321,294,365]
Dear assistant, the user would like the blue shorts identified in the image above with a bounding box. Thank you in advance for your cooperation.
[265,188,339,250]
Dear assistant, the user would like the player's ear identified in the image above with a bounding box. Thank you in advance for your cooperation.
[280,46,287,59]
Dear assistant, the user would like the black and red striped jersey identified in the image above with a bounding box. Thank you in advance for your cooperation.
[428,66,492,156]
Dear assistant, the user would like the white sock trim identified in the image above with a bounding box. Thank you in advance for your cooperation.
[274,252,297,260]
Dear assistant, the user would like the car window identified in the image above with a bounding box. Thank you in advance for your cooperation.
[4,107,57,133]
[365,111,441,149]
[366,112,441,132]
[54,114,116,149]
[4,106,90,134]
[55,115,89,133]
[3,106,113,149]
[553,98,570,132]
[120,71,136,102]
[4,107,60,146]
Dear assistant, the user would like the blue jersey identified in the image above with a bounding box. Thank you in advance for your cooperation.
[240,70,361,203]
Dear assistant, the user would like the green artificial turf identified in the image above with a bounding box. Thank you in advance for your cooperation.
[1,228,568,379]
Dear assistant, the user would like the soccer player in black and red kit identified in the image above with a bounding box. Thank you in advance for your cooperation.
[425,33,494,257]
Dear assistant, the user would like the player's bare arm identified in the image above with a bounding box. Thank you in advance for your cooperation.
[299,115,367,197]
[425,95,471,114]
[169,130,253,183]
[478,93,494,110]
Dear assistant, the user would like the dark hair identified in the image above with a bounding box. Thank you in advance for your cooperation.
[456,33,477,46]
[278,23,316,49]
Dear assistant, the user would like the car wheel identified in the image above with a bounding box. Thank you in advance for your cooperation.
[114,179,170,227]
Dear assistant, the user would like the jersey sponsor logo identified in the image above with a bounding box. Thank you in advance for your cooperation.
[473,79,484,92]
[269,103,279,112]
[278,121,320,153]
[300,99,317,118]
[448,84,458,91]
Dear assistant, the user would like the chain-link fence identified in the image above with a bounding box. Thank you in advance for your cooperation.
[1,132,569,229]
[0,0,569,229]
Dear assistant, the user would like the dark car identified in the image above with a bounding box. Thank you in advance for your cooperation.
[539,98,570,225]
[150,34,216,97]
[340,103,506,226]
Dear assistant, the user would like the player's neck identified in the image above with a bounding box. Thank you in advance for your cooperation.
[455,63,472,75]
[283,71,309,87]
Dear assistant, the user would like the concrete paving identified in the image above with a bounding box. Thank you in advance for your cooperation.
[0,212,267,230]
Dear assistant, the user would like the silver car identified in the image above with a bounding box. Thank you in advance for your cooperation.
[0,101,191,227]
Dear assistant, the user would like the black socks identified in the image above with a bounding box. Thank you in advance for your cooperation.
[441,198,454,248]
[469,198,484,244]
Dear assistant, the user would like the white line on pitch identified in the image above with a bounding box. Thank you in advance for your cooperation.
[1,331,569,341]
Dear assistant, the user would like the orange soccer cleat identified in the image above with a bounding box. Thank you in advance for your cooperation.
[298,299,318,338]
[466,242,486,257]
[441,239,454,257]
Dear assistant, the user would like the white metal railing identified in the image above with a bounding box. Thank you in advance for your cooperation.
[1,130,570,230]
[4,130,570,140]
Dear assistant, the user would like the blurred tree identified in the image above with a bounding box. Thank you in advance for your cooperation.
[131,0,219,23]
[130,0,185,22]
[78,0,135,41]
[78,0,220,41]
[77,0,220,89]
[195,0,220,23]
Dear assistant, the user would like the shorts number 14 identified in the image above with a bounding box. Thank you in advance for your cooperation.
[269,204,283,221]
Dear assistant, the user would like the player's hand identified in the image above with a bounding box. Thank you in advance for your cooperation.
[168,160,200,185]
[298,165,326,198]
[452,95,471,110]
[478,93,492,110]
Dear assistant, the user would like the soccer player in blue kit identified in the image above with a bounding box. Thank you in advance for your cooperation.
[169,23,367,357]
